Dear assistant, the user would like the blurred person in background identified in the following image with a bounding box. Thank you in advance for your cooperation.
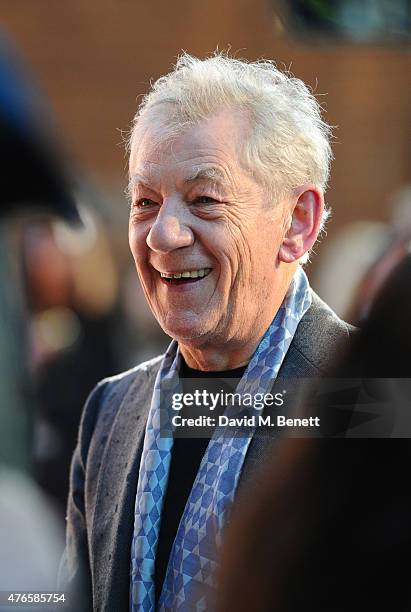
[313,183,411,325]
[0,32,80,603]
[0,31,124,610]
[347,184,411,323]
[22,208,120,519]
[217,252,411,612]
[61,53,355,611]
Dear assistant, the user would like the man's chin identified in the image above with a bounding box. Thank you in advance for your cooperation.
[161,317,213,346]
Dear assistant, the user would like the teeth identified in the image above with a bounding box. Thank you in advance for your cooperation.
[160,268,211,279]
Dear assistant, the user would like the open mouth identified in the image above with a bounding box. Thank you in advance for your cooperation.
[159,268,212,285]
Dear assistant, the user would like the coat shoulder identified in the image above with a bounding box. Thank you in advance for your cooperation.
[78,354,164,453]
[283,290,356,377]
[97,354,164,401]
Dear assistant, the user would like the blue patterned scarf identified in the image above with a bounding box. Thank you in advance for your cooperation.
[130,268,312,611]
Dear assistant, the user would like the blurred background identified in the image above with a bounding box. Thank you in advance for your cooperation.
[0,0,410,589]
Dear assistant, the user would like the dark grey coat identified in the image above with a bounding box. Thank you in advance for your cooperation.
[60,292,353,611]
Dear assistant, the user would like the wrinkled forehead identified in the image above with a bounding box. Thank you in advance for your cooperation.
[129,105,252,174]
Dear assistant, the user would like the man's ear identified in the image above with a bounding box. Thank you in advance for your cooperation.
[278,184,325,264]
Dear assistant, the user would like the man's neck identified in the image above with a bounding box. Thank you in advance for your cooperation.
[180,344,252,372]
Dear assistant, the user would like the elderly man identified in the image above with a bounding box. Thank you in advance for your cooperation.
[61,54,352,611]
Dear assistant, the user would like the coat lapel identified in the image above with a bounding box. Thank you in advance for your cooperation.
[90,366,158,611]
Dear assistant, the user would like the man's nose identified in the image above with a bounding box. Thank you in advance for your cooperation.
[146,201,194,254]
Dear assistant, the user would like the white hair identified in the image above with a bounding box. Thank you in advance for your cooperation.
[128,52,333,261]
[130,51,333,193]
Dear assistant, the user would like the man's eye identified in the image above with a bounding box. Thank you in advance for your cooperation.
[193,196,216,204]
[135,198,157,208]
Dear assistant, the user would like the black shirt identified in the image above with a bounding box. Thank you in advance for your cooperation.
[154,359,246,605]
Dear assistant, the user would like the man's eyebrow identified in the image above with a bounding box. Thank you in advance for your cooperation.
[126,173,155,202]
[184,167,227,185]
[129,173,152,188]
[127,167,228,197]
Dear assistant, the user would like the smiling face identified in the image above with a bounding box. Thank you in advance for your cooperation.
[129,108,296,368]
